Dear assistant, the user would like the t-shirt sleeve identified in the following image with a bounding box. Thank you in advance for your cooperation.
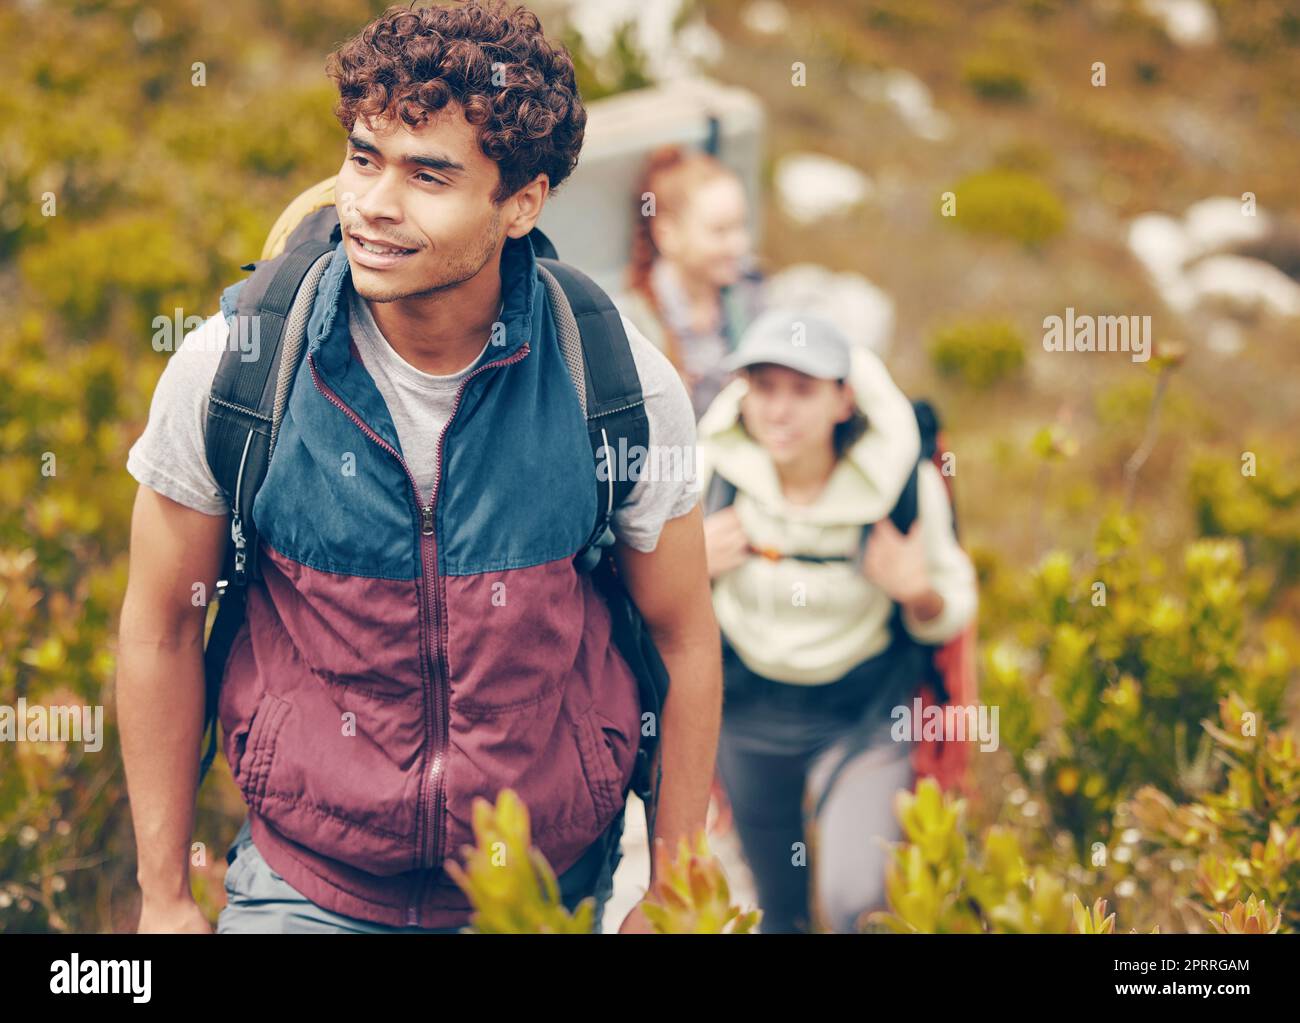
[125,311,231,516]
[608,314,701,553]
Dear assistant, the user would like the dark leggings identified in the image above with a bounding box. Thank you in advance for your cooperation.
[715,645,916,934]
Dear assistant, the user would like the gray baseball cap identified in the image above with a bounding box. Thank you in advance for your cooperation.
[721,307,852,380]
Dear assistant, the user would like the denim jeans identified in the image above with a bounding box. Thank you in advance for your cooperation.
[217,803,627,934]
[715,638,916,934]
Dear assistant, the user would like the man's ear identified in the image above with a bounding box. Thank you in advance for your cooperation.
[504,174,550,238]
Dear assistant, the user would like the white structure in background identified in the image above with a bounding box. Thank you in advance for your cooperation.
[537,77,765,295]
[774,153,874,225]
[764,264,896,358]
[1127,198,1300,353]
[1139,0,1218,47]
[850,68,953,142]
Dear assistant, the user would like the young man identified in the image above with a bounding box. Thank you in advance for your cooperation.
[117,0,721,934]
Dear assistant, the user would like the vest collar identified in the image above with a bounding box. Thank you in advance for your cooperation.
[306,232,539,377]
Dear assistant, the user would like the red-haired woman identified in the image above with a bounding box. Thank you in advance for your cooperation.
[619,146,766,420]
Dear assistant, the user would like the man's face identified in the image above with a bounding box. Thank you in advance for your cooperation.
[336,106,506,303]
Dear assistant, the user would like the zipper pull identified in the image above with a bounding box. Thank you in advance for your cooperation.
[231,512,248,584]
[421,505,434,536]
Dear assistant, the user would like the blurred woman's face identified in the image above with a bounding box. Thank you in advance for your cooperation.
[654,175,751,289]
[740,364,855,468]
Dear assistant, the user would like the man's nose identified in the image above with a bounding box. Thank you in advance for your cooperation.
[351,172,403,225]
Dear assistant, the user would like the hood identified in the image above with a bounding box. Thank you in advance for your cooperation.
[696,345,920,526]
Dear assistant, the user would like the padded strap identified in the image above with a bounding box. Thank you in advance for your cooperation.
[206,241,335,582]
[537,260,648,570]
[702,470,738,517]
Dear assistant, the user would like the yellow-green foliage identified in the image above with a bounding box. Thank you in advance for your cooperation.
[928,318,1026,389]
[641,830,761,934]
[961,51,1033,101]
[1190,445,1300,599]
[447,789,759,934]
[1209,894,1282,934]
[869,779,1156,933]
[981,515,1294,857]
[1132,693,1300,933]
[445,789,598,934]
[0,312,137,933]
[944,169,1067,245]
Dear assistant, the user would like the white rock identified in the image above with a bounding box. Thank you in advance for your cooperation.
[1185,254,1300,318]
[1140,0,1218,47]
[774,153,874,224]
[850,68,952,141]
[564,0,712,81]
[1127,213,1198,313]
[1183,196,1272,259]
[740,0,790,36]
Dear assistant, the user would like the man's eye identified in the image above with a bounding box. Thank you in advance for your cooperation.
[349,154,373,168]
[416,173,445,186]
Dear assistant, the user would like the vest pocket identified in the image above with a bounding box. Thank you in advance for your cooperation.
[236,692,291,811]
[572,710,622,823]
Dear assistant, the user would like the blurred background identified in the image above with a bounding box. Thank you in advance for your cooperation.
[1,0,1297,934]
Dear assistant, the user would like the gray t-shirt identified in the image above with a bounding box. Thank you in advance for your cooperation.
[126,280,700,553]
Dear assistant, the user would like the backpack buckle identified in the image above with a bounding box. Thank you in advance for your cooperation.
[574,522,615,573]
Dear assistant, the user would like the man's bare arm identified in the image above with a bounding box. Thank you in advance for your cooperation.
[613,503,722,881]
[117,484,227,930]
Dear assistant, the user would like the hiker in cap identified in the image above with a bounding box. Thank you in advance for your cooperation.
[698,307,978,933]
[619,145,766,420]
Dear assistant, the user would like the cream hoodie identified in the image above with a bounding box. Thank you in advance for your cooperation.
[697,347,978,685]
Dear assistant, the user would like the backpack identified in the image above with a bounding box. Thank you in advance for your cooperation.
[199,208,672,837]
[702,398,979,806]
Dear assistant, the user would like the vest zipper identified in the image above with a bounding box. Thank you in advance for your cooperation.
[306,341,530,928]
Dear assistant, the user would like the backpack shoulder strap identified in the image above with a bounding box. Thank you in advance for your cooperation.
[535,259,649,571]
[703,469,738,517]
[198,239,334,785]
[206,237,337,587]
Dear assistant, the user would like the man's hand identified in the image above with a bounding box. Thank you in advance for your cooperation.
[702,507,749,578]
[617,896,656,934]
[137,893,213,934]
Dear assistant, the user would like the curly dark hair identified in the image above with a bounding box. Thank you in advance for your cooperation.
[326,1,586,203]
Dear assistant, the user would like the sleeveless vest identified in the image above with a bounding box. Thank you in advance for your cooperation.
[215,235,642,927]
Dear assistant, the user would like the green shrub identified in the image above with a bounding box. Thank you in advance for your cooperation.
[928,318,1026,389]
[981,515,1294,859]
[868,779,1156,933]
[1132,693,1299,933]
[1190,445,1300,603]
[961,51,1033,102]
[944,169,1068,245]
